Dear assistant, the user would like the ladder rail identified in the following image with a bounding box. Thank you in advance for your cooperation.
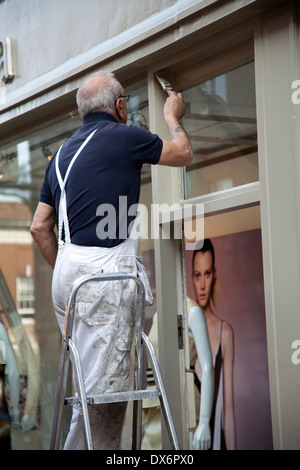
[142,332,180,451]
[68,338,93,450]
[50,335,71,450]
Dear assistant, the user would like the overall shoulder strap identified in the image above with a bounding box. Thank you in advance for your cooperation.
[55,128,98,244]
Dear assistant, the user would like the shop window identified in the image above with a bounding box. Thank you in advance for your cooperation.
[183,62,257,199]
[0,80,155,449]
[183,207,272,449]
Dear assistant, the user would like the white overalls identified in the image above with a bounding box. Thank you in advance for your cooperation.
[51,130,153,450]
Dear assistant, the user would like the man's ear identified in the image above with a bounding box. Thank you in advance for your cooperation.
[115,98,127,124]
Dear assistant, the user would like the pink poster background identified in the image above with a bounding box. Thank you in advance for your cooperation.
[185,229,273,450]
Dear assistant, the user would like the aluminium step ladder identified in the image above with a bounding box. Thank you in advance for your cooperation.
[50,272,180,450]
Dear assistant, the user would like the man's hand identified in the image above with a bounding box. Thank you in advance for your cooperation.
[163,91,186,123]
[159,92,193,167]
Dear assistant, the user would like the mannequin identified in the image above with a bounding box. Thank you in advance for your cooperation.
[0,316,39,437]
[187,298,214,450]
[192,239,236,450]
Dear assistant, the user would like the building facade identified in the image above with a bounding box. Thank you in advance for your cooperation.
[0,0,299,450]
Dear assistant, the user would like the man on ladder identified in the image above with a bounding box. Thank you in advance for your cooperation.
[30,71,192,450]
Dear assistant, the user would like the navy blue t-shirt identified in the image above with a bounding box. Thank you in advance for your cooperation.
[40,112,162,247]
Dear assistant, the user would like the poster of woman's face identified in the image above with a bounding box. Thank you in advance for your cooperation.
[185,229,273,450]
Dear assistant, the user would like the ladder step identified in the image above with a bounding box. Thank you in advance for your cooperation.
[65,389,160,406]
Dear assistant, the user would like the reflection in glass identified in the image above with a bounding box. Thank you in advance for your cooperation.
[0,83,155,449]
[183,62,258,198]
[127,85,152,187]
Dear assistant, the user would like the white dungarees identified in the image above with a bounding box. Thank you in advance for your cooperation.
[51,130,152,450]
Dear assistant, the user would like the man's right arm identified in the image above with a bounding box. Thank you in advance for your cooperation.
[158,92,193,167]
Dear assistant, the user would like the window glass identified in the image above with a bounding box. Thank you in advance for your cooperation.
[185,221,272,449]
[0,111,81,450]
[0,84,154,450]
[183,62,257,198]
[17,276,35,314]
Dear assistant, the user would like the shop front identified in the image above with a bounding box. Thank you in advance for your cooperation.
[0,0,299,450]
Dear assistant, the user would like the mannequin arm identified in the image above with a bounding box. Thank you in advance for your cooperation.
[188,305,214,450]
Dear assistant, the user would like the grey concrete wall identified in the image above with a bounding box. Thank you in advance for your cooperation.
[0,0,177,88]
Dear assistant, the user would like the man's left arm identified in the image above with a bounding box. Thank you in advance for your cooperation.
[30,202,58,268]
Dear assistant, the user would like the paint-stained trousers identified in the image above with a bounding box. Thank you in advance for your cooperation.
[52,237,146,450]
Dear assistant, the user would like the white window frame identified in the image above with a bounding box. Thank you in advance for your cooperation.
[16,275,35,315]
